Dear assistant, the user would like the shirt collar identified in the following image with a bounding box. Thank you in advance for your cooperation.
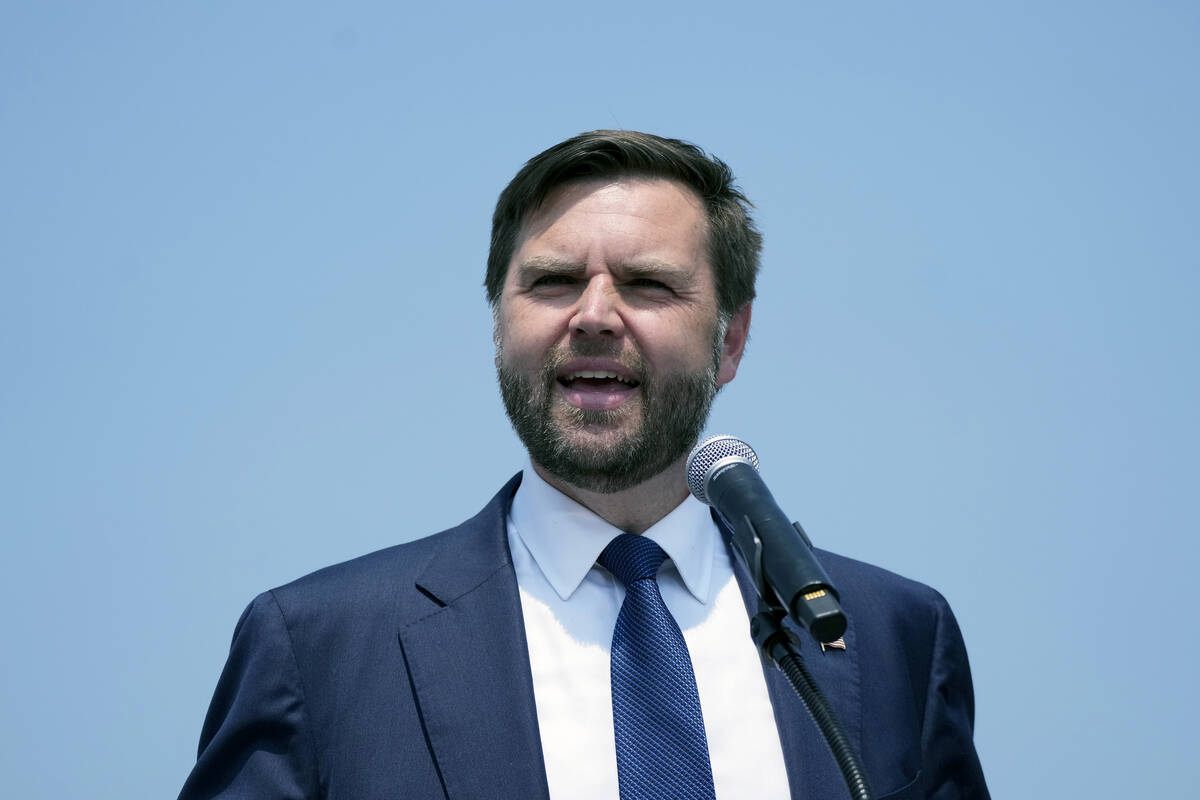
[510,461,716,604]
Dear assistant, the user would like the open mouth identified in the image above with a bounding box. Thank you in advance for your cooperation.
[557,369,640,392]
[556,369,641,410]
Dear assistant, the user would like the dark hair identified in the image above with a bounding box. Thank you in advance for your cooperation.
[485,130,762,318]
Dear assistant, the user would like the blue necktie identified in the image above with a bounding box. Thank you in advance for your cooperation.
[598,533,716,800]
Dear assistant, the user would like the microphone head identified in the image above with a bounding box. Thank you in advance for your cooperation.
[686,435,759,505]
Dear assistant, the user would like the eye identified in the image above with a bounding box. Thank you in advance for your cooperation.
[531,274,578,288]
[625,277,674,295]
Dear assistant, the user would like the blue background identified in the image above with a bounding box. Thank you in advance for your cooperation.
[3,2,1197,797]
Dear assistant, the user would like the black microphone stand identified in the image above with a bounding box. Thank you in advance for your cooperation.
[726,517,875,800]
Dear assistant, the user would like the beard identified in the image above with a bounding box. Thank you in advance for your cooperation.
[496,332,724,494]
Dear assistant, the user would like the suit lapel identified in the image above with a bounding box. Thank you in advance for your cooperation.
[766,609,863,797]
[398,475,551,800]
[719,515,864,798]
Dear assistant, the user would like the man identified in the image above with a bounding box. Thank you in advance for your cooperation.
[180,130,989,799]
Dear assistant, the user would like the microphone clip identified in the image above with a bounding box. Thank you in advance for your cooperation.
[721,509,847,646]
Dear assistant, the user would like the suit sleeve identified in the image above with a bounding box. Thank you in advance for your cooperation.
[178,592,321,800]
[918,593,990,800]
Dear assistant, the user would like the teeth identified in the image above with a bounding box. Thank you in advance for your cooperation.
[567,370,635,385]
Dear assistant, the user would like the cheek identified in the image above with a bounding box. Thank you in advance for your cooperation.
[497,315,561,371]
[630,319,714,372]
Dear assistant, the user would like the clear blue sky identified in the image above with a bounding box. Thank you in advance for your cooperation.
[3,2,1197,797]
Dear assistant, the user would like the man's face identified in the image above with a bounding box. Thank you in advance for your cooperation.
[494,177,749,493]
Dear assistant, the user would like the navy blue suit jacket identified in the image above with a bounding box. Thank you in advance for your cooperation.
[180,474,988,799]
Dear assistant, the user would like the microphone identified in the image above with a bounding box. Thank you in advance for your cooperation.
[686,435,847,644]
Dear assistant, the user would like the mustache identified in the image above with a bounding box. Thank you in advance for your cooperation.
[543,340,647,378]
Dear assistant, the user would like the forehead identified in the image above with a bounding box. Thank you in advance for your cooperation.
[510,177,711,276]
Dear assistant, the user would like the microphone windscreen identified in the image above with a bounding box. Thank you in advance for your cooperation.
[686,435,759,505]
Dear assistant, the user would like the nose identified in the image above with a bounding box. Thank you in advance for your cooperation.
[569,275,625,338]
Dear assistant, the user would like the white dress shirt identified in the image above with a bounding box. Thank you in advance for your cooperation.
[507,464,792,799]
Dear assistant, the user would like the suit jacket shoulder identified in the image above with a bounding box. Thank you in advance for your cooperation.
[791,549,988,798]
[179,474,551,800]
[270,473,520,623]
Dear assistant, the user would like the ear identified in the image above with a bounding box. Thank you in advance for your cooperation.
[716,304,752,387]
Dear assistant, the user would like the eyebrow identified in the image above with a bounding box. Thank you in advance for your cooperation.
[515,256,696,285]
[514,256,585,277]
[623,260,695,284]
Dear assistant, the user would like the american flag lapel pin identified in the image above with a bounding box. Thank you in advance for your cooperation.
[820,636,847,653]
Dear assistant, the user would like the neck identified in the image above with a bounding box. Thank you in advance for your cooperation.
[530,458,690,534]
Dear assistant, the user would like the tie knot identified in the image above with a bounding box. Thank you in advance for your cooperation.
[598,533,668,586]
